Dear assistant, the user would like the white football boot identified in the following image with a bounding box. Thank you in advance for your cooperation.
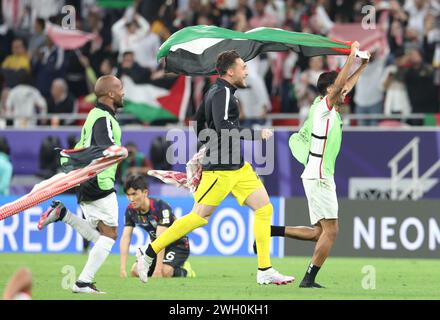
[136,248,155,283]
[257,268,295,285]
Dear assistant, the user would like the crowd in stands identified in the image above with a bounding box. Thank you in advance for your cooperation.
[0,0,438,129]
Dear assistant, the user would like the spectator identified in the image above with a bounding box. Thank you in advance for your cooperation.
[236,58,272,128]
[1,38,31,88]
[404,48,439,124]
[0,136,12,196]
[295,56,326,124]
[404,0,430,37]
[5,74,47,128]
[29,0,65,21]
[116,51,154,83]
[65,50,90,98]
[28,18,47,58]
[381,50,412,117]
[111,12,150,63]
[47,78,76,126]
[354,49,386,126]
[33,37,66,98]
[133,27,162,70]
[1,0,27,30]
[249,0,278,29]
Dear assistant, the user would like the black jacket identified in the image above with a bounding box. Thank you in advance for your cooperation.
[194,78,261,171]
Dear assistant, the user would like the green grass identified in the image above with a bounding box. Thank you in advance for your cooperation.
[1,253,439,300]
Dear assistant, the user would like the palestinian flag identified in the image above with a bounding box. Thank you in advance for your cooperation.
[122,75,191,123]
[97,0,134,8]
[157,25,352,76]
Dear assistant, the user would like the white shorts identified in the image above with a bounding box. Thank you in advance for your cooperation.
[302,178,338,225]
[79,192,119,228]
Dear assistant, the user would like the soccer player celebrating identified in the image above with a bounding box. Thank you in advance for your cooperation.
[37,75,125,294]
[136,50,294,285]
[120,174,195,279]
[261,42,370,288]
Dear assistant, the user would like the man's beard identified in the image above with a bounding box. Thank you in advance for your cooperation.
[115,99,124,109]
[234,79,247,89]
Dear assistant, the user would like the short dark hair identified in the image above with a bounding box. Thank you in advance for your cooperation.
[36,18,45,30]
[216,50,241,76]
[122,51,134,58]
[13,37,27,49]
[317,71,338,96]
[124,174,149,193]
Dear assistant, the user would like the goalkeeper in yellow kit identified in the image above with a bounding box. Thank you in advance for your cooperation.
[136,50,294,285]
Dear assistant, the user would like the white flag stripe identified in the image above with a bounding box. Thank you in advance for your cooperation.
[121,76,168,107]
[169,37,245,55]
[106,117,115,143]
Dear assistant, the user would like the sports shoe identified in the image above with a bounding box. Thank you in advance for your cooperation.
[182,261,196,278]
[72,281,105,294]
[299,280,325,288]
[136,248,155,283]
[257,268,295,285]
[38,201,66,230]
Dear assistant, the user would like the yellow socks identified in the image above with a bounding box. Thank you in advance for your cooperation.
[151,212,208,254]
[254,203,273,269]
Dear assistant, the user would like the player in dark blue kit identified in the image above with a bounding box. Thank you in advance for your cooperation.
[119,174,195,278]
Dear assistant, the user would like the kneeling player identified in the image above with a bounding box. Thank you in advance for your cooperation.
[119,174,195,278]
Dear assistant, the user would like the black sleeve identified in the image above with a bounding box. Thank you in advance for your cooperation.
[211,90,262,141]
[211,89,240,132]
[92,117,115,148]
[157,201,173,227]
[124,208,136,227]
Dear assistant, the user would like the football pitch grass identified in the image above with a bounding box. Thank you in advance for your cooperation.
[1,253,439,300]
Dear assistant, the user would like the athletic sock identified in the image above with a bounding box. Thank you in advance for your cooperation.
[62,210,100,243]
[147,212,208,254]
[173,267,188,277]
[302,263,321,283]
[271,226,285,237]
[254,203,273,269]
[145,245,157,259]
[258,267,271,271]
[78,236,115,283]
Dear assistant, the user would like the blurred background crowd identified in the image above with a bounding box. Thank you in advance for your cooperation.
[0,0,438,130]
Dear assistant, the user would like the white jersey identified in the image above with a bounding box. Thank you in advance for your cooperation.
[301,95,342,180]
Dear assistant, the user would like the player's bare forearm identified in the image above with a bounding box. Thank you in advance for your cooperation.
[119,237,130,270]
[342,63,368,96]
[333,53,356,90]
[329,42,359,104]
[119,228,133,274]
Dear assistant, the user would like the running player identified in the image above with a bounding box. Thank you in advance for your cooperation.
[37,75,125,294]
[257,42,369,288]
[136,50,294,285]
[120,174,195,279]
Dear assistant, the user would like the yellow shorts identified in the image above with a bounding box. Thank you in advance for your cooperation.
[193,162,264,206]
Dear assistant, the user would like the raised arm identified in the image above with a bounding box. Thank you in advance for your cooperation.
[341,52,371,98]
[327,41,359,106]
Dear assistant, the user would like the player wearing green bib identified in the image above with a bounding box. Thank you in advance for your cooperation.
[293,42,369,288]
[38,75,125,294]
[255,42,370,288]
